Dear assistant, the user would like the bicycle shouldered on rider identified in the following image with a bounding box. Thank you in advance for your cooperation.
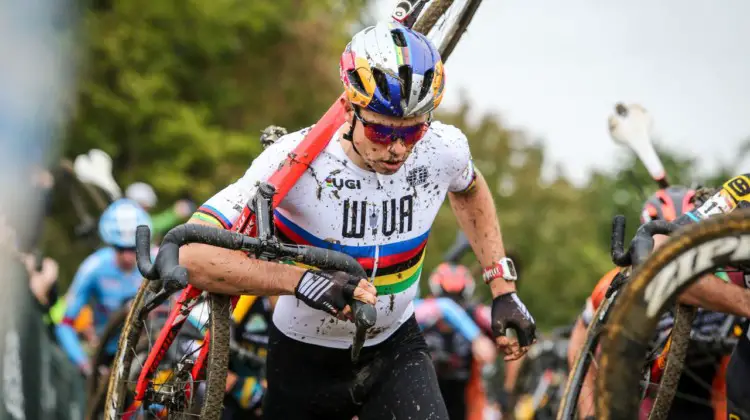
[182,22,536,419]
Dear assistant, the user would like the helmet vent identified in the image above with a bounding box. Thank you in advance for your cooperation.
[372,68,390,101]
[347,69,367,94]
[419,68,434,101]
[399,65,412,102]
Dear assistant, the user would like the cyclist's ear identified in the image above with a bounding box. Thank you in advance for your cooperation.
[340,96,354,118]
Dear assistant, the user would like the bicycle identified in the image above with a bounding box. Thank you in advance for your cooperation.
[85,298,175,419]
[104,1,486,418]
[557,103,743,420]
[88,295,266,420]
[594,206,750,420]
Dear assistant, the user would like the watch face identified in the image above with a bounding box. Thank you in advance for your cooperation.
[504,259,517,279]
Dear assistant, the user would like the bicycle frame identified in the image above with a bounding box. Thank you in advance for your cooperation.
[129,97,347,406]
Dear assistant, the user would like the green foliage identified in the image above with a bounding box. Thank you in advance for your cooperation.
[46,0,366,284]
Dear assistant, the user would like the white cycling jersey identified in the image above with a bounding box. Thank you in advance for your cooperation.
[194,122,476,348]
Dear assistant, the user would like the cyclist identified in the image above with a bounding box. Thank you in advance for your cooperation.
[181,21,535,419]
[55,198,152,376]
[568,186,746,420]
[643,174,750,420]
[415,263,497,420]
[222,295,276,420]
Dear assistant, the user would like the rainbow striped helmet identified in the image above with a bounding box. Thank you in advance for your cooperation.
[340,22,445,118]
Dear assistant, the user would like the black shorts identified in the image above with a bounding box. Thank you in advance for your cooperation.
[262,315,449,420]
[726,329,750,420]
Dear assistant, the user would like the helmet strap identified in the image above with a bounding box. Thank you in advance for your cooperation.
[342,113,363,157]
[342,110,379,173]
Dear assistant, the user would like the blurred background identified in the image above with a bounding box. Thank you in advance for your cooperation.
[38,0,747,329]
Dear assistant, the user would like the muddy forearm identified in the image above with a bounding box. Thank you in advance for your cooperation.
[179,220,305,295]
[679,274,750,318]
[448,172,512,296]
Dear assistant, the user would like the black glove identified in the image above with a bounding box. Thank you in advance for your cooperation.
[491,292,536,347]
[294,269,360,316]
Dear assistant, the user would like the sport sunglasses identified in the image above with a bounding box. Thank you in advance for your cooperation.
[352,107,431,145]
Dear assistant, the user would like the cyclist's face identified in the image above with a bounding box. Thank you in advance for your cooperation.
[349,108,428,175]
[115,247,137,270]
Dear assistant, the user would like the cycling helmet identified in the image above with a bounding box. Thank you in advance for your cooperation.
[428,263,475,301]
[340,22,445,118]
[640,186,696,223]
[125,182,157,209]
[98,198,152,248]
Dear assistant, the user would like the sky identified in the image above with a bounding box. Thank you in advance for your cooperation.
[373,0,750,185]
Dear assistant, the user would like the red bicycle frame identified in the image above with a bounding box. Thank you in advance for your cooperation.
[130,96,348,406]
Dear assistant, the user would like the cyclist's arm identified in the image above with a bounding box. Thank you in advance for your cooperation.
[54,256,98,370]
[676,273,750,317]
[448,170,514,297]
[436,127,513,297]
[180,219,305,295]
[179,135,312,296]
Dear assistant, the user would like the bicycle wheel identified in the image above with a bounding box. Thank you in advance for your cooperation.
[597,208,750,420]
[105,279,231,419]
[87,306,130,408]
[412,0,484,61]
[87,341,162,420]
[558,291,614,420]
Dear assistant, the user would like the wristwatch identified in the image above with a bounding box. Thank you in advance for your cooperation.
[482,257,518,284]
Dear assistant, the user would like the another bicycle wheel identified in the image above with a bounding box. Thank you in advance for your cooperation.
[87,306,130,411]
[597,209,750,420]
[104,279,231,419]
[558,290,615,420]
[411,0,484,61]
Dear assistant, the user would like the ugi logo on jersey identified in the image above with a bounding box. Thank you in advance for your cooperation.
[342,196,414,238]
[325,176,361,190]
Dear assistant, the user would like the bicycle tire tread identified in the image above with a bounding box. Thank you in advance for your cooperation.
[597,209,750,420]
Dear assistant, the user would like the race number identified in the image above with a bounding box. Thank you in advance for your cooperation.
[724,174,750,202]
[695,189,737,218]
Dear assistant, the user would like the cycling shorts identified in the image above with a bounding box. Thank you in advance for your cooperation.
[263,316,448,420]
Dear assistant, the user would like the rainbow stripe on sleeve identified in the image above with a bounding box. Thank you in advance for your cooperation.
[192,205,233,229]
[273,210,427,295]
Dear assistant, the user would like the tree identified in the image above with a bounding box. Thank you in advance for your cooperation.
[46,0,368,284]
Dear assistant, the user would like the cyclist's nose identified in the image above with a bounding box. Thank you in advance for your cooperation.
[388,140,407,155]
